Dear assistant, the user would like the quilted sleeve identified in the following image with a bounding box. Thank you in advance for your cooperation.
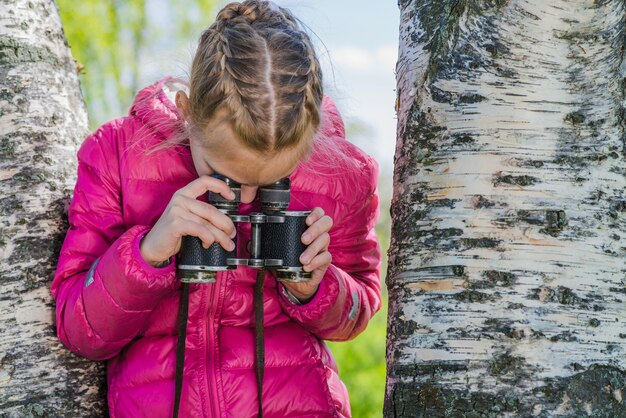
[51,121,178,361]
[278,99,383,341]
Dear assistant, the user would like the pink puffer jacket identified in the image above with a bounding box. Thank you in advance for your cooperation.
[51,77,381,418]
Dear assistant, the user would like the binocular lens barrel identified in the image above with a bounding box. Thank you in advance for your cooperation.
[208,175,241,212]
[177,174,312,284]
[261,213,311,282]
[177,236,237,283]
[260,178,290,212]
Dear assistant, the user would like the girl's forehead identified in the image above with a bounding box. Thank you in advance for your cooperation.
[191,109,310,185]
[192,136,301,186]
[207,149,299,186]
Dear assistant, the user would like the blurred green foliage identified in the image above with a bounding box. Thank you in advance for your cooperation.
[56,0,216,127]
[55,2,390,416]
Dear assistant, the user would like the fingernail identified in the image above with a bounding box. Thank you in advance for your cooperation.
[228,241,236,251]
[300,255,310,264]
[230,229,237,238]
[302,233,311,244]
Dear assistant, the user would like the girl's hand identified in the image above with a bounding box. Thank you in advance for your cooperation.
[139,176,237,266]
[282,207,333,303]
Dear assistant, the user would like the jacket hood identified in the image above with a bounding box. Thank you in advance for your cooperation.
[129,76,189,141]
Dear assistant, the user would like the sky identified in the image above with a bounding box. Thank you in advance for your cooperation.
[143,1,400,174]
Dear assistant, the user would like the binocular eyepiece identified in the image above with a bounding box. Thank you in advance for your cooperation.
[177,174,312,284]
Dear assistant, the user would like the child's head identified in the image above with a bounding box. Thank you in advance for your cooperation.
[176,0,323,199]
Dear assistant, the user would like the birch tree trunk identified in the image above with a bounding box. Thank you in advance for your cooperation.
[386,0,626,416]
[0,0,106,415]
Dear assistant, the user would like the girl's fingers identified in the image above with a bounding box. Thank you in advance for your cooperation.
[300,233,330,265]
[301,215,333,245]
[302,251,332,273]
[177,216,235,252]
[177,219,218,248]
[183,197,236,237]
[306,207,325,226]
[176,175,236,200]
[204,224,236,251]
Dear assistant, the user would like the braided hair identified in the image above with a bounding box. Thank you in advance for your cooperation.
[188,0,323,153]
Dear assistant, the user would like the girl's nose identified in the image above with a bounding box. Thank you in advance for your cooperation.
[240,185,259,204]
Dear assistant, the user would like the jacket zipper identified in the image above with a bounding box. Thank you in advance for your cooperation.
[204,272,223,417]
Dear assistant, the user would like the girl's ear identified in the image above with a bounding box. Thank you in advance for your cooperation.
[175,90,190,119]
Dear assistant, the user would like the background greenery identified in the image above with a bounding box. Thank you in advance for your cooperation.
[56,0,216,126]
[56,1,390,416]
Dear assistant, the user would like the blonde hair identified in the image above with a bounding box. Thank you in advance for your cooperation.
[140,1,364,181]
[187,0,323,153]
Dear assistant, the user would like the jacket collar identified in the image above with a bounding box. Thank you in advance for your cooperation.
[129,76,188,142]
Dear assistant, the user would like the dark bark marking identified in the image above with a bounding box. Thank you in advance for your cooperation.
[610,287,626,295]
[529,286,591,307]
[492,174,538,187]
[0,136,17,161]
[451,133,477,146]
[392,104,442,197]
[452,289,495,302]
[472,270,517,288]
[489,352,528,377]
[390,102,465,276]
[0,37,63,68]
[460,237,501,249]
[385,365,626,417]
[482,318,543,340]
[407,0,511,81]
[549,331,579,342]
[458,93,486,104]
[385,380,522,418]
[536,365,626,417]
[496,210,545,227]
[470,195,496,208]
[609,199,626,215]
[424,227,465,242]
[390,362,469,379]
[542,210,568,236]
[564,111,586,125]
[554,151,616,168]
[588,318,601,327]
[431,85,487,105]
[397,265,466,281]
[519,159,545,169]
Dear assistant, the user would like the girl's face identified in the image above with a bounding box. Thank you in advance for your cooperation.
[189,109,306,204]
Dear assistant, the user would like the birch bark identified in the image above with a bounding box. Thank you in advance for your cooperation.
[387,0,626,416]
[0,0,106,415]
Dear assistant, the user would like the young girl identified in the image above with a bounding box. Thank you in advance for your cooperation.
[51,1,381,417]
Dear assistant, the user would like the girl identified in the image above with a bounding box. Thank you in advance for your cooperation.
[51,1,382,417]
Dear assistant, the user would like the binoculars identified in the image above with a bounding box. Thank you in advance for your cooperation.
[177,174,312,284]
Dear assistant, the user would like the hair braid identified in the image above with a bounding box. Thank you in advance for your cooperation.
[187,1,323,154]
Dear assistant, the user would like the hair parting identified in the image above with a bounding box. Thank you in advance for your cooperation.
[185,0,323,154]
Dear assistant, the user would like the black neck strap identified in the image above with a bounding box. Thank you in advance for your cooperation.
[254,269,266,418]
[172,272,266,418]
[172,282,190,418]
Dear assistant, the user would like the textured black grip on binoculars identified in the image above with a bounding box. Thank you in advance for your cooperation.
[179,235,236,268]
[261,215,307,267]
